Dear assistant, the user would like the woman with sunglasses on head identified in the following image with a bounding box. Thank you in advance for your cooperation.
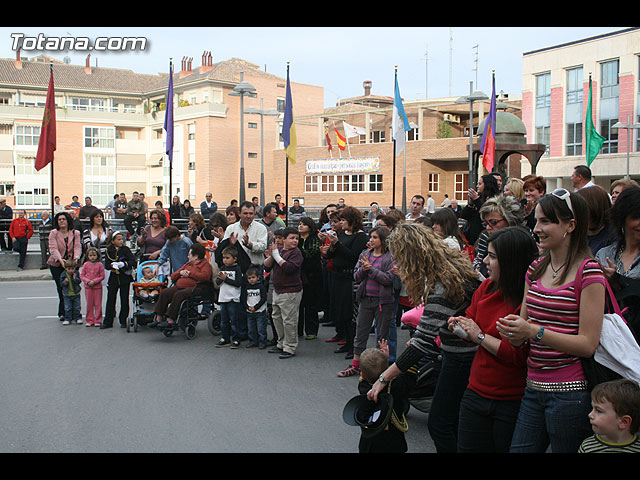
[496,188,606,453]
[449,226,538,452]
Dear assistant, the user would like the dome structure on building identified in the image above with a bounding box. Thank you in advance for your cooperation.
[477,109,527,144]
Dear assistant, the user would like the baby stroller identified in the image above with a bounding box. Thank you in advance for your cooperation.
[401,305,442,414]
[127,260,166,332]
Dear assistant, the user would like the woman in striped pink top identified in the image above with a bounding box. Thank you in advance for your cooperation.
[496,188,606,453]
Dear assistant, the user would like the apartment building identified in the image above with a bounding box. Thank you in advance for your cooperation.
[521,27,640,191]
[0,52,324,210]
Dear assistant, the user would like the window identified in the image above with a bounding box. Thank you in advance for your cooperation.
[188,124,195,140]
[599,60,619,154]
[84,127,115,149]
[0,183,15,196]
[15,125,40,146]
[248,152,257,158]
[248,122,257,129]
[84,155,115,206]
[16,187,48,207]
[71,97,106,111]
[566,123,582,156]
[369,174,383,192]
[565,67,583,156]
[370,130,386,143]
[15,156,46,176]
[535,73,551,157]
[428,173,439,192]
[454,173,469,201]
[305,174,381,193]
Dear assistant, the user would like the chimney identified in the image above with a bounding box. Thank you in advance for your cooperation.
[180,56,195,78]
[14,48,22,69]
[363,80,372,96]
[84,54,92,74]
[200,51,213,73]
[208,51,213,66]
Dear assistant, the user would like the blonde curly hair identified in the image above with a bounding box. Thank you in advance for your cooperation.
[388,222,477,305]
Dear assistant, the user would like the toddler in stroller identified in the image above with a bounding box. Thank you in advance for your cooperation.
[127,260,166,332]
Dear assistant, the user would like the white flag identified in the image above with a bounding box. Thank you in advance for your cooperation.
[343,121,366,138]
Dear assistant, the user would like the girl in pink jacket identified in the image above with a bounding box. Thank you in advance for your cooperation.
[80,247,105,326]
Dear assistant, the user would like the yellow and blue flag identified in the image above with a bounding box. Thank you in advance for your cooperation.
[283,66,297,164]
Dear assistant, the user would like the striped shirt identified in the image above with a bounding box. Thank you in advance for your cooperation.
[364,253,385,297]
[579,434,640,453]
[525,258,606,383]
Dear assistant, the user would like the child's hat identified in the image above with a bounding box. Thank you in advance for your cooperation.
[342,393,393,438]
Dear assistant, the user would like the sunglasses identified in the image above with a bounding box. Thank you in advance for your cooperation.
[482,218,506,228]
[551,188,574,217]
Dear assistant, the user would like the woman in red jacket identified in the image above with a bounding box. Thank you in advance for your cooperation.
[150,243,213,329]
[9,210,33,271]
[447,226,538,453]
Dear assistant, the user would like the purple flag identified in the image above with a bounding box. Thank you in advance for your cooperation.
[164,61,174,165]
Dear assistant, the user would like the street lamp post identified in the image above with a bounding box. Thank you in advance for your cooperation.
[612,115,640,179]
[229,73,256,204]
[244,98,279,207]
[456,81,488,190]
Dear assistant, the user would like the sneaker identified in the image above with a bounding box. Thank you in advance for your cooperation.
[305,335,317,340]
[216,339,231,348]
[62,320,70,326]
[279,351,295,359]
[258,345,266,350]
[76,319,83,325]
[245,343,256,348]
[85,322,92,327]
[337,365,360,377]
[268,346,283,354]
[230,341,241,349]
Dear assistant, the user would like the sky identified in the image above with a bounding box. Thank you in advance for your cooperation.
[0,26,625,108]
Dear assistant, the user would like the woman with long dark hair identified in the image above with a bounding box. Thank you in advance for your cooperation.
[297,216,323,340]
[449,226,538,452]
[82,209,111,261]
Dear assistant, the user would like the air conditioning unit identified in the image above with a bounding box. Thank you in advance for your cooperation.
[443,113,460,124]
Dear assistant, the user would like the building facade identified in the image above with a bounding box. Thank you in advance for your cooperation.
[0,52,324,210]
[521,27,640,191]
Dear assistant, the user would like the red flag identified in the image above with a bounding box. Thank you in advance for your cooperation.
[324,125,332,151]
[35,67,56,171]
[481,72,496,173]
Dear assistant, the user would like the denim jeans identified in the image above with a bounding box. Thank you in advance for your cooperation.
[220,301,242,343]
[247,310,267,347]
[509,386,593,453]
[457,388,522,453]
[13,236,28,268]
[427,350,475,453]
[63,294,82,322]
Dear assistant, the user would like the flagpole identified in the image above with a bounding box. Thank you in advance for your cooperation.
[49,64,54,217]
[392,66,397,210]
[168,58,173,207]
[285,62,290,226]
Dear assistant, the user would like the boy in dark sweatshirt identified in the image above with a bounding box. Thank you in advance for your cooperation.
[60,258,83,325]
[241,266,268,349]
[264,227,303,359]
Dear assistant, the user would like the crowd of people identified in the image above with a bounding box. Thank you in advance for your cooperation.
[2,163,640,454]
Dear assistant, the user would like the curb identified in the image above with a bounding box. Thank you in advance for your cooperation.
[0,269,52,282]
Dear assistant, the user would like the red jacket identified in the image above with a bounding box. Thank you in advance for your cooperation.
[170,258,213,289]
[465,279,529,401]
[9,217,33,240]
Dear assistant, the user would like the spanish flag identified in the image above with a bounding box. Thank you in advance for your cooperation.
[283,65,297,164]
[335,126,346,150]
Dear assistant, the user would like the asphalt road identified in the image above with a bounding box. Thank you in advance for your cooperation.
[0,280,436,453]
